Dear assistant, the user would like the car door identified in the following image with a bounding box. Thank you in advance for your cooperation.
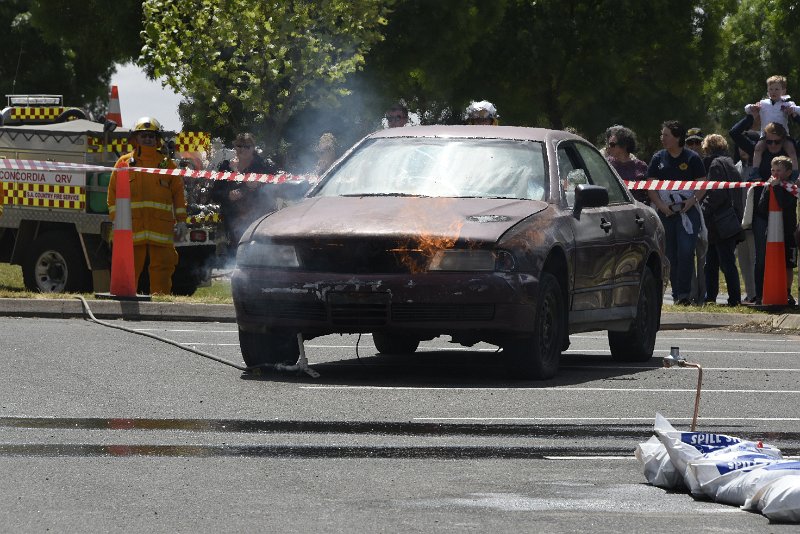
[573,143,649,309]
[557,143,615,313]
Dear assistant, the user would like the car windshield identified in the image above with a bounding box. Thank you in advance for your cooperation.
[314,137,547,200]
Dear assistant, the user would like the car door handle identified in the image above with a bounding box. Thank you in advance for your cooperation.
[600,218,612,233]
[635,215,645,229]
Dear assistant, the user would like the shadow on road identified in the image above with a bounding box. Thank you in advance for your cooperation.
[241,349,659,387]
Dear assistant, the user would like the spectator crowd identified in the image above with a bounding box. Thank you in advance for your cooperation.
[605,75,800,307]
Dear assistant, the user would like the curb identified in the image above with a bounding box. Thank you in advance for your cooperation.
[0,298,236,323]
[0,298,787,329]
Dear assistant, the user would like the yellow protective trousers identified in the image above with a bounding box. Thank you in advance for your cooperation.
[134,243,178,295]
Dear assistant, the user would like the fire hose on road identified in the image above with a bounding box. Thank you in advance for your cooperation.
[73,295,320,378]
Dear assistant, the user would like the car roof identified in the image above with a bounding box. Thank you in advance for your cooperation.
[367,125,587,144]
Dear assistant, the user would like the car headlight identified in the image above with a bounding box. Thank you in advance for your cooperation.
[428,249,514,272]
[236,241,300,268]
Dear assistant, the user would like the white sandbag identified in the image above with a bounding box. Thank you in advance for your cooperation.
[685,450,781,498]
[717,460,800,506]
[743,475,800,523]
[635,436,682,489]
[654,413,781,481]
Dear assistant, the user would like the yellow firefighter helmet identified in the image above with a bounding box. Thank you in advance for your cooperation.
[132,116,163,133]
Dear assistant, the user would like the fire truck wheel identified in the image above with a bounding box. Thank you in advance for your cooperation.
[372,332,420,355]
[22,232,92,293]
[239,329,299,367]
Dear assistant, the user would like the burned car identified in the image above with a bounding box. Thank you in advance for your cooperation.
[232,126,667,379]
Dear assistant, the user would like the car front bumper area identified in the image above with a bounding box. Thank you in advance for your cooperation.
[232,268,539,337]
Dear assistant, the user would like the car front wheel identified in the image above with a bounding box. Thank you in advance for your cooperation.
[608,267,660,362]
[503,272,564,380]
[239,329,300,368]
[373,333,420,355]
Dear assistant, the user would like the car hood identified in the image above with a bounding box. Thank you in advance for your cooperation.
[253,196,548,243]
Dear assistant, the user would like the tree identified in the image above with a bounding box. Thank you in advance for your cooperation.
[0,0,142,112]
[355,0,507,124]
[464,0,730,152]
[141,0,391,151]
[707,0,800,133]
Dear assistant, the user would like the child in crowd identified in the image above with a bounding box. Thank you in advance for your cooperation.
[757,155,798,306]
[746,75,800,172]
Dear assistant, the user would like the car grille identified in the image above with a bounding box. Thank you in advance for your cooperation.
[391,303,495,322]
[296,240,430,274]
[241,300,326,321]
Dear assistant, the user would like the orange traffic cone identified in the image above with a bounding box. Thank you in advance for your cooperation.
[107,85,123,128]
[96,169,150,301]
[762,182,787,307]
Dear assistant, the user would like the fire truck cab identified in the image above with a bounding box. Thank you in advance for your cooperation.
[0,94,222,295]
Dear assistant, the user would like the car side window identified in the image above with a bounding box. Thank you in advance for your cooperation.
[574,143,629,204]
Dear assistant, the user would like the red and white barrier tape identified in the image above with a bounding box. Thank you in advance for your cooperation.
[623,179,798,198]
[0,158,796,195]
[0,158,316,184]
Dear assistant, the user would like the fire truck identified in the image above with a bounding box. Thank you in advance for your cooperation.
[0,94,223,295]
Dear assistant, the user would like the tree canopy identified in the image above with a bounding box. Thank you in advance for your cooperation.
[3,0,800,162]
[140,0,391,151]
[0,0,142,110]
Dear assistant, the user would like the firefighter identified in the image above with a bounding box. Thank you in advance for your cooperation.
[107,116,187,295]
[465,100,499,125]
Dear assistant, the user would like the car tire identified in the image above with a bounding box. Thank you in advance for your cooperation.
[609,267,660,362]
[238,329,300,368]
[22,232,92,293]
[503,272,564,380]
[373,332,420,355]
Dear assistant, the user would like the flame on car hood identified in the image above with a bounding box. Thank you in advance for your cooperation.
[253,196,548,243]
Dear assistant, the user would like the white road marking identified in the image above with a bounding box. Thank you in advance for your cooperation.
[301,385,800,393]
[412,416,800,422]
[544,456,635,460]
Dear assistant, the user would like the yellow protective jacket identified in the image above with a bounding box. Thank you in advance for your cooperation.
[107,146,186,246]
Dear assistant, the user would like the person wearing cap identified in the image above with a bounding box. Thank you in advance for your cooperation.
[465,100,499,125]
[684,127,709,303]
[686,128,703,152]
[107,116,187,295]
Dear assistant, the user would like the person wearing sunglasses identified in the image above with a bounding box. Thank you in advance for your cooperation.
[730,114,798,305]
[211,133,279,261]
[384,103,409,128]
[604,124,648,204]
[107,116,186,295]
[745,75,800,174]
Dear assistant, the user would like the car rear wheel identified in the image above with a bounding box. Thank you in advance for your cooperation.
[503,272,564,380]
[608,267,660,362]
[239,329,300,368]
[373,333,420,355]
[22,232,92,293]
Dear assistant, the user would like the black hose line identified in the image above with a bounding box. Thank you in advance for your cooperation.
[73,295,252,372]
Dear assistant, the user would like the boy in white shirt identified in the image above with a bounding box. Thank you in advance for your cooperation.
[746,75,799,171]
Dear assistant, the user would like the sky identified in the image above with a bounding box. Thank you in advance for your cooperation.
[109,62,183,131]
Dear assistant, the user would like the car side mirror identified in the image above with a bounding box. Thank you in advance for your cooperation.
[573,184,609,217]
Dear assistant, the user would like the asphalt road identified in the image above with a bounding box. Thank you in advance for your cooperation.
[1,316,800,531]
